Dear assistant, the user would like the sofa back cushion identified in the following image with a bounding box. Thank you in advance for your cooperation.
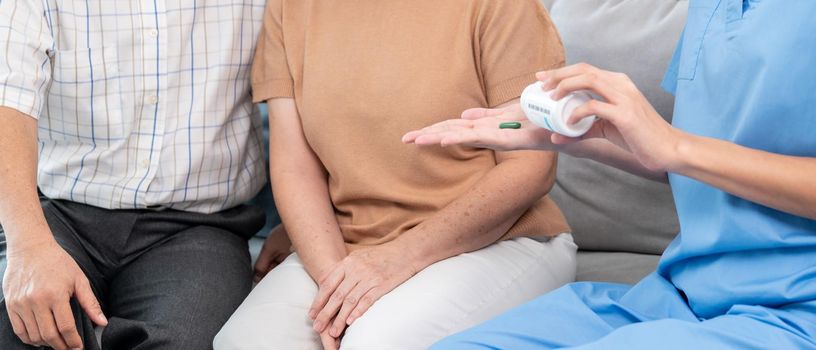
[541,0,687,254]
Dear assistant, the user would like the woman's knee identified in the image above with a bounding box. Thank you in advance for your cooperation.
[339,303,453,350]
[340,325,411,350]
[213,318,245,350]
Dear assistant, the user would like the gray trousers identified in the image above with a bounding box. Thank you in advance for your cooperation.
[0,196,264,350]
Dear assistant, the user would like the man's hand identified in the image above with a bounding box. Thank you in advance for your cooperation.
[308,244,417,339]
[3,236,107,350]
[253,224,292,282]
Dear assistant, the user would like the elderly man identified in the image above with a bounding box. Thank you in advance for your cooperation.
[0,1,270,349]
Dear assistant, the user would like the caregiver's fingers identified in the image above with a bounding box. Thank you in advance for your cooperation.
[549,73,626,103]
[537,63,604,90]
[551,122,606,145]
[566,99,619,126]
[552,100,621,146]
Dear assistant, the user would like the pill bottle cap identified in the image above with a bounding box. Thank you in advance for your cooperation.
[555,92,595,137]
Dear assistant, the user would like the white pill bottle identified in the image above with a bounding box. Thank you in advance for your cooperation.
[520,81,596,137]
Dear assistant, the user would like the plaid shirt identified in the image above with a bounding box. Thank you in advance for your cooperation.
[0,0,268,213]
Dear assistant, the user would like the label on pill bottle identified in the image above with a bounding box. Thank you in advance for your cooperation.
[520,82,595,137]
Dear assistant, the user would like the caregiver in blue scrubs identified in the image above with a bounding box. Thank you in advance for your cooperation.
[403,0,816,348]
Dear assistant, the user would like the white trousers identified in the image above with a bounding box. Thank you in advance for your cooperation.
[214,234,576,350]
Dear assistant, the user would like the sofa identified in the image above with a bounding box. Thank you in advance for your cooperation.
[89,0,686,346]
[249,0,688,286]
[543,0,687,284]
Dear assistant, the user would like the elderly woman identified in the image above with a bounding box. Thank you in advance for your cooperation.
[407,1,816,349]
[214,0,576,349]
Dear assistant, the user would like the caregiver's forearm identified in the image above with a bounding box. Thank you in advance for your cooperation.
[267,98,347,282]
[389,149,558,272]
[670,133,816,220]
[564,138,669,183]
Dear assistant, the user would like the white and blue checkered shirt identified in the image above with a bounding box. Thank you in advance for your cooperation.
[0,0,267,213]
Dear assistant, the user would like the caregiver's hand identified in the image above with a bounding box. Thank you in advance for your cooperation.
[309,244,417,338]
[402,103,560,152]
[540,63,687,172]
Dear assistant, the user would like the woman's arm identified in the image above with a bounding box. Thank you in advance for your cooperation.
[310,100,562,338]
[392,102,558,271]
[267,98,347,282]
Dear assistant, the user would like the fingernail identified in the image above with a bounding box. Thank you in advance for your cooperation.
[346,317,355,325]
[313,320,324,331]
[330,327,339,337]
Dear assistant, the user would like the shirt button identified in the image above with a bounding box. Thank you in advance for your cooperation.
[146,95,159,105]
[148,29,159,38]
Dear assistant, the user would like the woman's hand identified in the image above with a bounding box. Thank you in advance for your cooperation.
[540,63,687,172]
[308,244,418,338]
[402,103,560,152]
[319,325,340,350]
[253,224,292,282]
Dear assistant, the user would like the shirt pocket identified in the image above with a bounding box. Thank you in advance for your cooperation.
[45,47,125,145]
[677,0,721,80]
[725,0,758,32]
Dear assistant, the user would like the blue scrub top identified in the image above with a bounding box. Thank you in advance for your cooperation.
[660,0,816,319]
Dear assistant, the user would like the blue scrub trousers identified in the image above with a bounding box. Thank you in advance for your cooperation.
[432,276,816,349]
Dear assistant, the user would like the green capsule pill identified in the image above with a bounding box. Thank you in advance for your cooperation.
[499,122,522,129]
